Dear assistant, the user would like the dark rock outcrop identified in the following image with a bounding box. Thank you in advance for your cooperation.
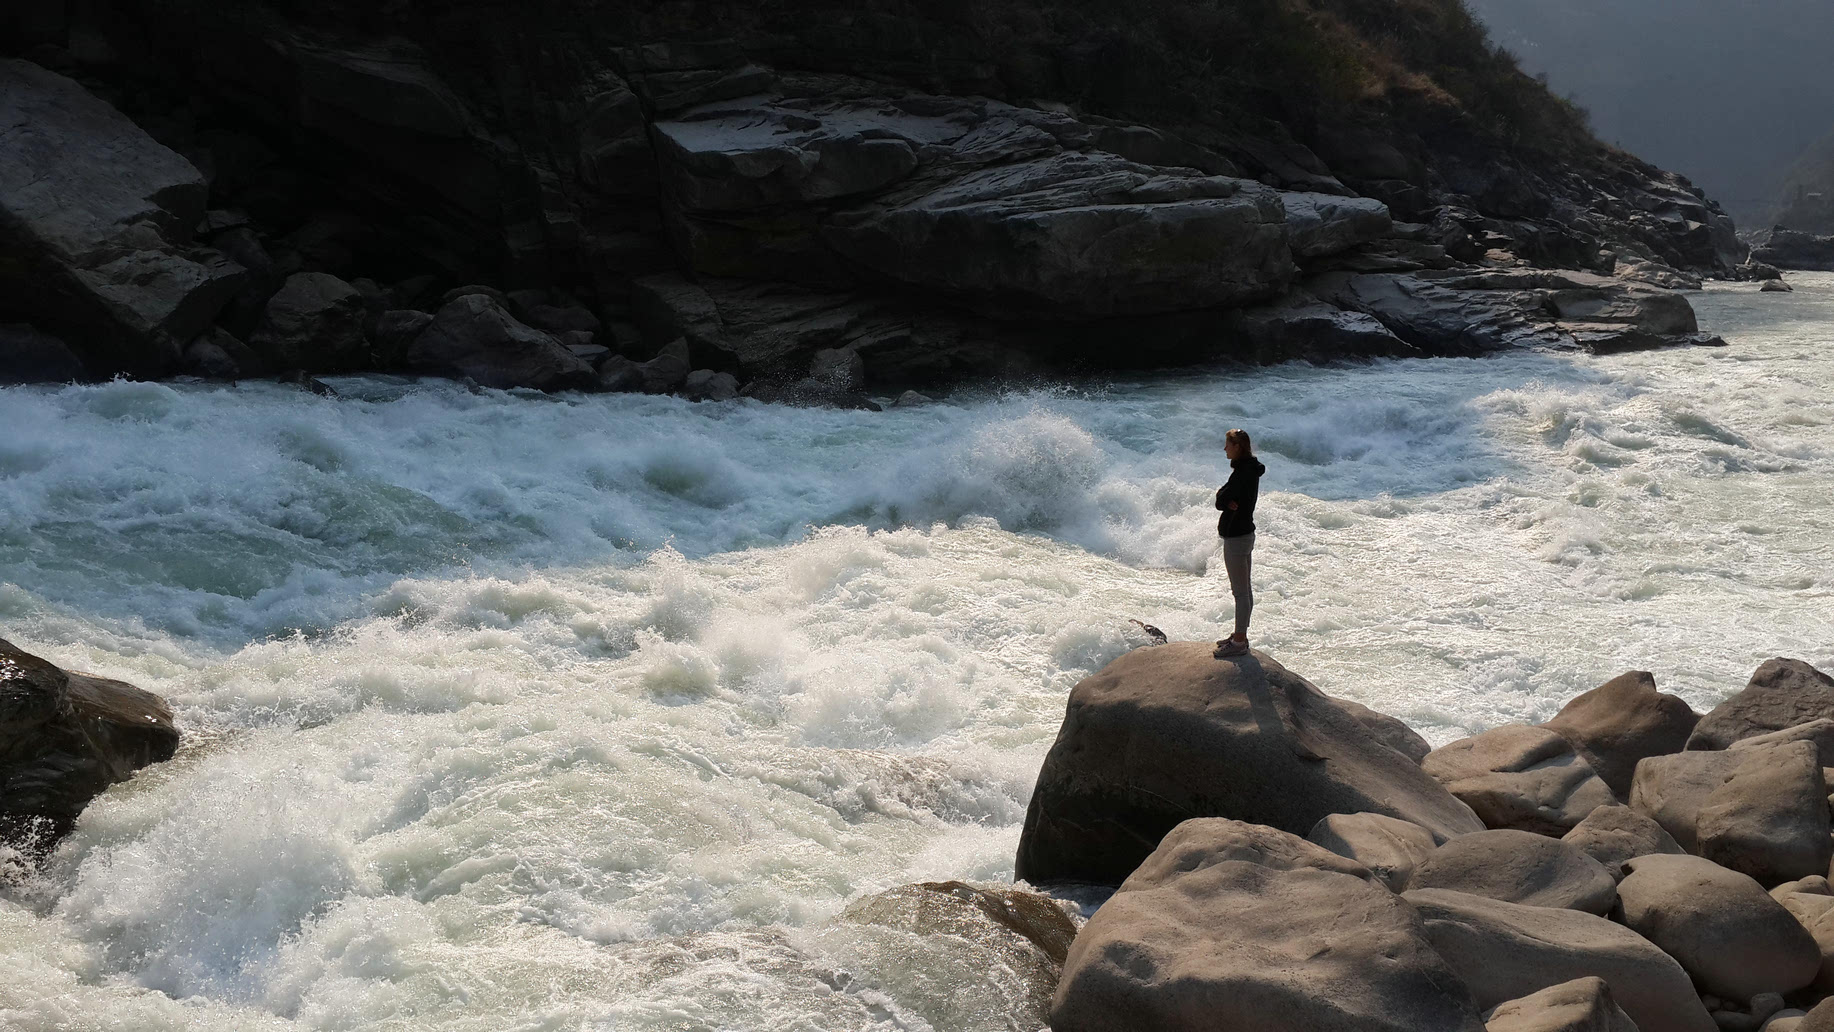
[248,272,369,371]
[0,59,245,378]
[406,294,598,391]
[0,0,1752,394]
[1751,227,1834,272]
[1052,819,1487,1032]
[1,637,179,848]
[1014,643,1483,886]
[0,323,89,384]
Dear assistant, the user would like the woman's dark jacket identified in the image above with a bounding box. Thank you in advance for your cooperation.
[1215,457,1266,539]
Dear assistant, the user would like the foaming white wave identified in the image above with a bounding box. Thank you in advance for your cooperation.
[1,276,1832,1029]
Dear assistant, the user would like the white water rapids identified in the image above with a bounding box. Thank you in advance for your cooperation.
[1,277,1830,1031]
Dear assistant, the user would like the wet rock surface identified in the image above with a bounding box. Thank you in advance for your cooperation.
[0,638,180,850]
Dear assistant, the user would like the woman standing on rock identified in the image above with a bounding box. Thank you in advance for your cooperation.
[1215,429,1265,658]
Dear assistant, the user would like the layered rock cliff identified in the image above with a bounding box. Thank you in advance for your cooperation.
[1,1,1746,392]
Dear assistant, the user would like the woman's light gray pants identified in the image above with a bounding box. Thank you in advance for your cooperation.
[1222,533,1255,636]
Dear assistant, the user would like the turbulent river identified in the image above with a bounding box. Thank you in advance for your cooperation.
[2,277,1831,1031]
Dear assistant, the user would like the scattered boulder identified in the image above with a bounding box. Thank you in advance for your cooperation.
[1015,644,1484,886]
[520,302,601,337]
[1561,805,1686,880]
[1729,719,1834,767]
[1482,977,1639,1032]
[637,339,692,394]
[1,638,180,850]
[1631,740,1831,885]
[1405,829,1618,915]
[0,60,246,376]
[1615,854,1821,1002]
[597,356,644,392]
[1052,819,1486,1032]
[1422,724,1616,836]
[1762,279,1794,292]
[1308,812,1440,891]
[0,323,89,384]
[893,390,933,407]
[406,294,598,391]
[1694,740,1831,886]
[371,309,434,364]
[682,368,740,401]
[181,326,262,379]
[1689,660,1834,751]
[1628,749,1741,852]
[1542,670,1700,797]
[1404,888,1717,1032]
[247,272,369,370]
[1773,891,1834,995]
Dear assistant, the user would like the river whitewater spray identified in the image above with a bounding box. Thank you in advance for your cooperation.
[1,279,1830,1030]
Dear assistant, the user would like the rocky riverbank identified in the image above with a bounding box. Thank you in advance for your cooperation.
[1,2,1756,398]
[1019,641,1834,1032]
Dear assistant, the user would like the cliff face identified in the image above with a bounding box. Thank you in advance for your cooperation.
[1,1,1746,389]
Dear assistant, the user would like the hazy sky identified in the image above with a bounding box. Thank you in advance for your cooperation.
[1466,0,1834,225]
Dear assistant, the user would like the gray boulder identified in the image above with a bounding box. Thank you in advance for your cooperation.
[248,272,369,370]
[1630,740,1831,885]
[0,323,89,384]
[1689,660,1834,751]
[1406,829,1618,914]
[1483,977,1639,1032]
[1561,805,1686,880]
[637,339,692,394]
[1,637,180,850]
[1695,739,1831,886]
[1762,279,1795,292]
[1404,888,1716,1032]
[1422,724,1617,835]
[1729,719,1834,767]
[1543,671,1701,797]
[1015,644,1484,885]
[1052,819,1486,1032]
[0,59,245,376]
[1616,854,1820,1001]
[1773,891,1834,995]
[1283,192,1394,258]
[682,368,740,401]
[1308,812,1440,891]
[406,294,598,392]
[1627,749,1741,852]
[371,309,435,364]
